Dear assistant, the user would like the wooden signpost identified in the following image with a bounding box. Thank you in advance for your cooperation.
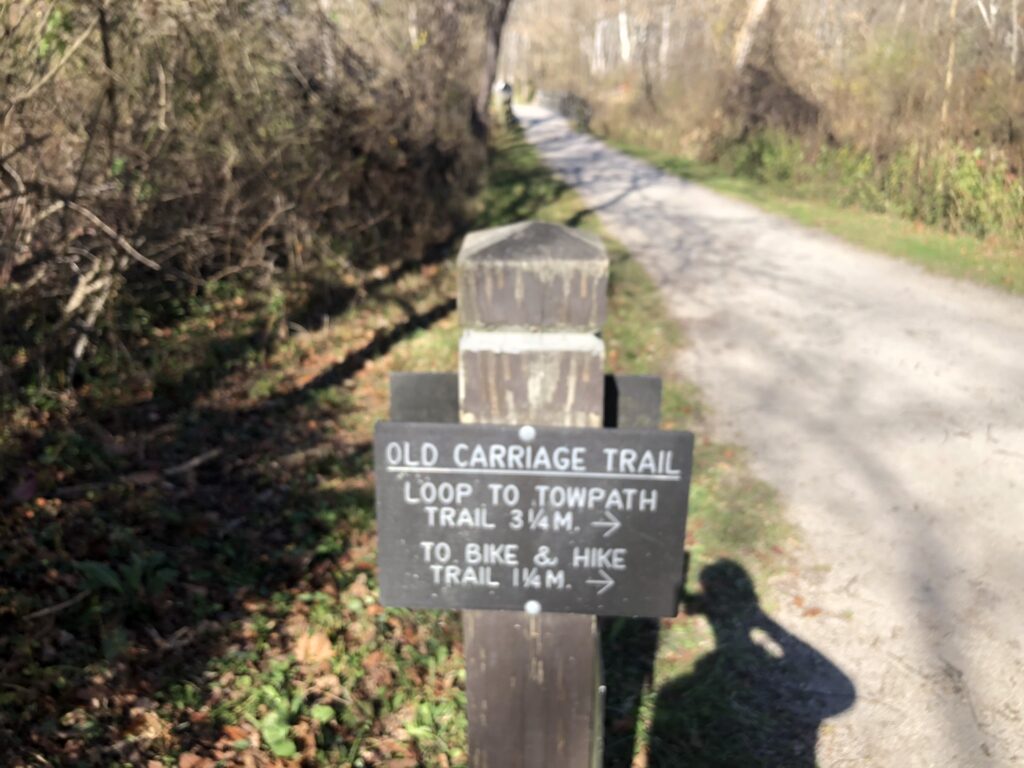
[374,221,694,767]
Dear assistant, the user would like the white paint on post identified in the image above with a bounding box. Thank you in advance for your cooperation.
[459,330,604,354]
[458,220,608,768]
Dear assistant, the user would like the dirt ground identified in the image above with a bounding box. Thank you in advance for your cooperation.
[518,104,1024,767]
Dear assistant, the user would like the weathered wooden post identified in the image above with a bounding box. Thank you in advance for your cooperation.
[375,221,693,767]
[458,222,607,767]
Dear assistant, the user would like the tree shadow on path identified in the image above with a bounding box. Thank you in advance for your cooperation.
[647,560,855,767]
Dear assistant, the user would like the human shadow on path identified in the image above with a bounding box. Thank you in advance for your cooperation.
[647,560,855,767]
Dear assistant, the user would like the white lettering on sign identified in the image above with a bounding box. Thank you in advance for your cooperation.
[386,441,439,467]
[487,483,520,506]
[387,441,683,482]
[375,421,694,612]
[465,542,519,565]
[403,480,472,505]
[511,567,568,590]
[430,564,501,587]
[571,547,627,570]
[420,541,452,563]
[602,448,680,477]
[423,505,495,529]
[454,443,586,471]
[508,508,574,531]
[534,484,658,511]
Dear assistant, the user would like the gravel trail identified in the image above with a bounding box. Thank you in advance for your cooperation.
[517,104,1024,766]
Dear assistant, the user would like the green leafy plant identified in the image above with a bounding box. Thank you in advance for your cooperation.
[38,8,72,59]
[257,710,299,758]
[310,703,336,724]
[242,660,307,758]
[74,552,178,612]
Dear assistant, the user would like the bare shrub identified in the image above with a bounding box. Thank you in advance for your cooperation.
[0,0,487,398]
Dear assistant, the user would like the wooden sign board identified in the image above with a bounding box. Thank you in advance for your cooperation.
[374,421,693,617]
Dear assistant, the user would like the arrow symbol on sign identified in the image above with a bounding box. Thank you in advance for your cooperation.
[586,569,615,595]
[591,510,621,538]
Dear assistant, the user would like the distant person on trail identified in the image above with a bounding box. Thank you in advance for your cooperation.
[495,79,514,126]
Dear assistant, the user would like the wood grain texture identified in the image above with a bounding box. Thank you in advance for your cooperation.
[458,222,609,768]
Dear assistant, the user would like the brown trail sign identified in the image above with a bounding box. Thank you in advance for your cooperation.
[373,221,694,767]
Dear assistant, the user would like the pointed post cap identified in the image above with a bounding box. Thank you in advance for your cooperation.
[457,221,608,332]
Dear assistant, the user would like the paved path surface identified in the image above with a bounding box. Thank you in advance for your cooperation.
[517,104,1024,766]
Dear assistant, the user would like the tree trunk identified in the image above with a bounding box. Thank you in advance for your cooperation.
[618,4,632,63]
[1013,0,1020,77]
[940,0,961,130]
[658,6,670,77]
[733,0,772,71]
[639,21,657,109]
[473,0,514,138]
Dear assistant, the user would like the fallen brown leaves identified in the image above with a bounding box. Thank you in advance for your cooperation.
[1,249,466,765]
[361,650,396,695]
[293,631,334,665]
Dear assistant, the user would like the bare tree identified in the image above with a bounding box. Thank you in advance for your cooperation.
[1,0,494,385]
[733,0,772,71]
[618,1,632,63]
[659,6,671,76]
[474,0,515,136]
[941,0,961,129]
[503,0,1024,158]
[1013,0,1020,74]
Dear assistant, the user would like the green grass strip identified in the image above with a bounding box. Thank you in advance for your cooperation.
[610,139,1024,295]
